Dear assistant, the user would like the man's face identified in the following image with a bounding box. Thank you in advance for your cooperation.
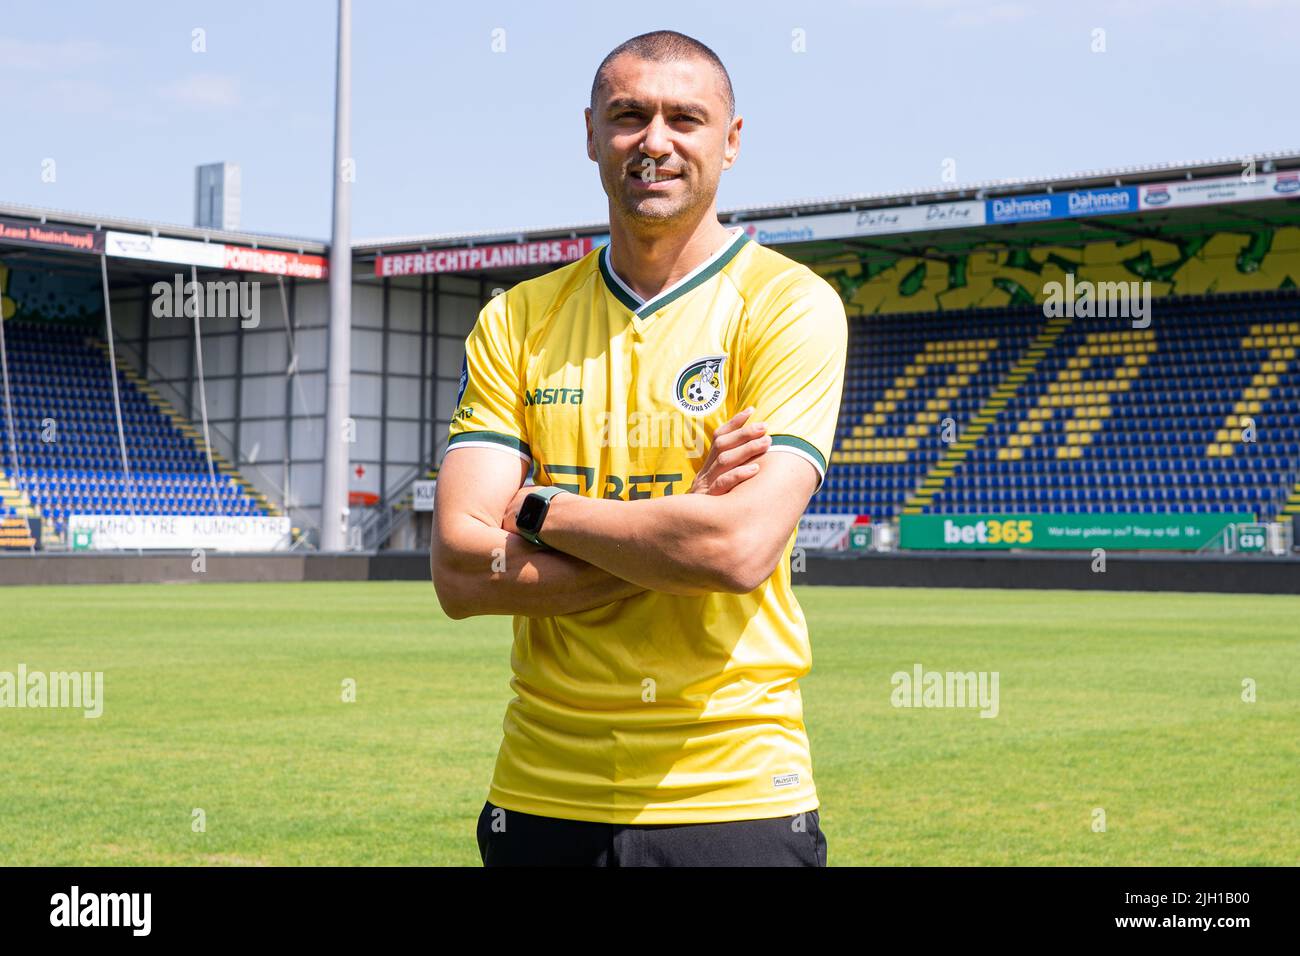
[586,55,740,228]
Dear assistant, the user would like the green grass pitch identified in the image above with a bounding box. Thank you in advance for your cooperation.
[1,581,1295,866]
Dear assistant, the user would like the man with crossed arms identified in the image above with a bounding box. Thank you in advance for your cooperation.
[432,30,847,866]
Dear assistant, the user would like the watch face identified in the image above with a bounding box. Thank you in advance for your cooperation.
[516,493,547,535]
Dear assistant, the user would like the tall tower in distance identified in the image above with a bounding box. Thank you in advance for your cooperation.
[194,162,242,231]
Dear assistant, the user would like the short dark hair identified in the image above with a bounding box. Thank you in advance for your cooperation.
[590,30,735,121]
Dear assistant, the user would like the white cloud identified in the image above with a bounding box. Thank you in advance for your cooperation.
[160,73,241,109]
[0,36,115,70]
[45,78,116,113]
[840,0,1033,27]
[946,3,1032,28]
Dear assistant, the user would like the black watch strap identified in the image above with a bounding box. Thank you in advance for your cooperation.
[516,486,568,547]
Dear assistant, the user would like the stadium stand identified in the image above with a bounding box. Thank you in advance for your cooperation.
[2,286,1297,548]
[0,320,272,545]
[817,290,1300,521]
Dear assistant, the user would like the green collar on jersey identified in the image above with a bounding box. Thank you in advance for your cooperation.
[598,228,751,318]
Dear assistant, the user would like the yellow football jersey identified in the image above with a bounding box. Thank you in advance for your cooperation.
[447,226,848,824]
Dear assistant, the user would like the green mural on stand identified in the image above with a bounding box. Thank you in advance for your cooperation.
[816,226,1300,314]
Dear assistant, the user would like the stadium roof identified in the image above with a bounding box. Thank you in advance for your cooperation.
[351,149,1300,252]
[0,200,326,254]
[3,148,1298,259]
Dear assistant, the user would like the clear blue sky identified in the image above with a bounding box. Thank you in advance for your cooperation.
[3,0,1296,242]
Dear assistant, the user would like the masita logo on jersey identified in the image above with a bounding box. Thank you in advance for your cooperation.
[673,354,727,416]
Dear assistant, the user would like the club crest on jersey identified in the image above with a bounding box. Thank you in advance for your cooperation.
[673,354,727,416]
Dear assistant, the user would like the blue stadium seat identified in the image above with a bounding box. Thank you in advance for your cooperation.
[1,320,270,539]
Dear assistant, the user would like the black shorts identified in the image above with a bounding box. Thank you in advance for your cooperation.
[476,800,827,867]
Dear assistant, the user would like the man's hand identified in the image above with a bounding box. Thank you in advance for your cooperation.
[501,406,771,530]
[687,406,771,495]
[525,452,818,595]
[432,446,646,619]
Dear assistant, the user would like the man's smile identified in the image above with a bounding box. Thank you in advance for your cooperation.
[627,168,682,190]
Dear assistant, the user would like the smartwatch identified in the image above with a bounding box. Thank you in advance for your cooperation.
[515,486,569,547]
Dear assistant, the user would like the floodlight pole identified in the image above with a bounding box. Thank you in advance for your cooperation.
[321,0,352,551]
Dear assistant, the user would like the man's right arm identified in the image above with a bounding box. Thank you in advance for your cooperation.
[431,408,773,619]
[430,291,636,620]
[431,446,644,620]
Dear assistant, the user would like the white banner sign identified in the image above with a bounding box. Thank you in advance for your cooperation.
[105,231,226,268]
[742,171,1300,246]
[105,231,329,279]
[1138,171,1299,210]
[68,514,291,551]
[796,514,864,551]
[744,200,986,246]
[412,480,437,512]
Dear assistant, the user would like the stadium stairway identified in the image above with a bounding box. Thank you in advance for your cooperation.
[377,464,439,535]
[1277,467,1300,520]
[811,290,1300,521]
[1280,483,1300,517]
[902,314,1073,514]
[0,471,56,549]
[0,320,275,546]
[823,304,1038,517]
[1226,319,1300,522]
[92,340,281,518]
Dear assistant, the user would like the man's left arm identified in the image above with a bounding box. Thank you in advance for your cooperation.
[508,273,848,595]
[521,453,815,594]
